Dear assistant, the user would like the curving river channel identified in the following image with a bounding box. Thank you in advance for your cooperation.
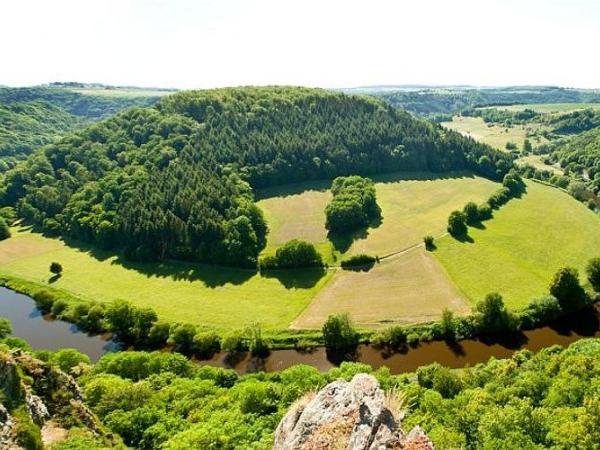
[1,286,599,372]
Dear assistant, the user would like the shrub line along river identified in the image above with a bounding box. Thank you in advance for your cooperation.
[1,286,599,372]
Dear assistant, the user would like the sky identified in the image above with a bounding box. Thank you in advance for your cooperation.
[2,0,600,89]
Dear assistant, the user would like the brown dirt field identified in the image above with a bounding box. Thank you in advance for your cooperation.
[291,247,470,329]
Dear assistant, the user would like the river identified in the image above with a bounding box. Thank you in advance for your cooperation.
[1,286,598,372]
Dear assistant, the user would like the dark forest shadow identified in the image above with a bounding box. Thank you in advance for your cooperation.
[326,347,359,366]
[477,331,529,350]
[260,267,327,289]
[254,171,479,201]
[110,256,256,288]
[547,306,600,337]
[445,339,467,356]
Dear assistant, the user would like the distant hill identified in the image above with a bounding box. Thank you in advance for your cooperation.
[0,84,168,171]
[342,86,600,119]
[1,86,511,267]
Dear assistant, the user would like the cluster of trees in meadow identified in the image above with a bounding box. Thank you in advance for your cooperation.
[0,87,512,266]
[325,175,381,234]
[3,324,598,450]
[259,239,323,270]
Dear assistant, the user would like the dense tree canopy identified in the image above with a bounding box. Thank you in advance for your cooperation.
[325,175,381,234]
[1,87,512,266]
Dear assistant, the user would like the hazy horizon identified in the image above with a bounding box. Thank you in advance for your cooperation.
[2,0,600,90]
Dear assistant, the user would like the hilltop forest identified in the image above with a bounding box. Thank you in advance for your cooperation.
[0,87,511,266]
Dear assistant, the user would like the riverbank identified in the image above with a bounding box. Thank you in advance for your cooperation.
[1,283,599,374]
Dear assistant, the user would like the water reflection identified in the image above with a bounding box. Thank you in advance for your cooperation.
[0,287,120,361]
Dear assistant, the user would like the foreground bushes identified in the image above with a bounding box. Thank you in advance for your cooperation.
[73,336,600,449]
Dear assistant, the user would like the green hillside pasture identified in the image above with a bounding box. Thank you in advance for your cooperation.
[442,116,548,151]
[434,181,600,309]
[292,247,470,329]
[257,172,499,261]
[0,228,332,329]
[517,154,564,175]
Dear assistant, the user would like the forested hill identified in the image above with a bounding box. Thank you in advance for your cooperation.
[0,86,162,171]
[1,86,512,266]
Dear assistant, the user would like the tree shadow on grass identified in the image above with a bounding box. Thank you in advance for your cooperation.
[328,215,383,254]
[452,232,475,244]
[109,256,256,288]
[48,274,61,284]
[260,267,328,289]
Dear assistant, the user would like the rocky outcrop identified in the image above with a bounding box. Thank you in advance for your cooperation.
[274,374,434,450]
[0,349,104,448]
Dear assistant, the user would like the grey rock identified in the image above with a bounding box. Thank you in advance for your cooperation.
[274,373,435,450]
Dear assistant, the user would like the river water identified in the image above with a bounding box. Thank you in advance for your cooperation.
[0,287,120,361]
[1,286,598,372]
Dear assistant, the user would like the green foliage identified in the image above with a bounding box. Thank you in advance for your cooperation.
[586,257,600,292]
[322,313,359,354]
[474,293,518,334]
[259,239,323,270]
[50,348,91,372]
[193,331,221,358]
[447,210,467,237]
[325,176,381,234]
[13,406,43,449]
[50,261,63,275]
[0,86,159,171]
[168,323,197,354]
[462,201,479,225]
[549,267,588,311]
[0,317,12,339]
[372,326,407,349]
[423,235,435,251]
[340,254,377,269]
[0,217,10,240]
[3,87,511,267]
[477,202,493,220]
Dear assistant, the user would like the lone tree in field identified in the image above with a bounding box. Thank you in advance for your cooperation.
[585,258,600,293]
[447,210,468,237]
[549,267,588,311]
[49,261,63,276]
[0,217,10,241]
[322,313,359,354]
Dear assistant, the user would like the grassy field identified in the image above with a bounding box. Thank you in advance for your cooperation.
[442,116,548,151]
[491,103,600,113]
[0,227,332,329]
[292,247,470,329]
[258,172,499,262]
[434,181,600,309]
[516,154,564,175]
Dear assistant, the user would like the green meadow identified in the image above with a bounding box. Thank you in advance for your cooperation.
[434,181,600,309]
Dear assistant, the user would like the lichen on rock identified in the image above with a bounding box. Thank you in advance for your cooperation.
[274,373,434,450]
